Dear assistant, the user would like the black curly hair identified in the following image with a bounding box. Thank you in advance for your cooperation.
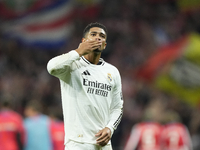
[83,22,107,38]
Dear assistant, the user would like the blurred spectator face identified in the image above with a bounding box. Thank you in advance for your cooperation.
[24,107,32,117]
[24,106,38,117]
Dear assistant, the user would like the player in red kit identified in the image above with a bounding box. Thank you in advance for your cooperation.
[50,120,65,150]
[0,99,25,150]
[160,111,193,150]
[124,122,163,150]
[124,98,165,150]
[49,107,65,150]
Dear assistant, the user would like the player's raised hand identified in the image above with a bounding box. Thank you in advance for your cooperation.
[75,39,102,56]
[95,127,111,146]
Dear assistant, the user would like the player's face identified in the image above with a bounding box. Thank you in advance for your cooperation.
[85,27,107,52]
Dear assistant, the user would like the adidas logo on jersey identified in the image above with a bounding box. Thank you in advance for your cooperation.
[82,70,90,75]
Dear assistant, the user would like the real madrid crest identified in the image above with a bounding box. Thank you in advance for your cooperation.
[107,73,112,82]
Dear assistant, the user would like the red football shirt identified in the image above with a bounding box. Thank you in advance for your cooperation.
[0,109,25,150]
[50,119,65,150]
[124,122,163,150]
[161,123,192,150]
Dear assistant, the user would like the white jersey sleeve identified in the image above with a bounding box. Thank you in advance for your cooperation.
[47,50,80,79]
[106,67,123,135]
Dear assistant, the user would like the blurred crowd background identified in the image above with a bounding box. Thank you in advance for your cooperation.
[1,0,200,150]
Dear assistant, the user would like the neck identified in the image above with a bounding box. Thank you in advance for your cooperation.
[84,52,101,65]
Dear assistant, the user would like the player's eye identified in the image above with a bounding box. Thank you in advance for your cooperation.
[101,35,105,38]
[91,33,96,36]
[100,33,106,38]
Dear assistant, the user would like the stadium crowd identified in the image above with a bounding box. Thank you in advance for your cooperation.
[1,0,200,149]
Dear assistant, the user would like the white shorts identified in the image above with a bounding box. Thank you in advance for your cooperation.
[65,140,113,150]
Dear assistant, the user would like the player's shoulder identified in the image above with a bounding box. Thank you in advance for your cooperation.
[8,110,23,119]
[104,61,119,72]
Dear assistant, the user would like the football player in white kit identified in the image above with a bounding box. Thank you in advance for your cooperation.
[47,22,123,150]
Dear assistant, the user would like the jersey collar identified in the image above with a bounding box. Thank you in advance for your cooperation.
[81,56,105,66]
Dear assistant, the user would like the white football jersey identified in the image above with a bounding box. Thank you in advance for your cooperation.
[47,50,123,145]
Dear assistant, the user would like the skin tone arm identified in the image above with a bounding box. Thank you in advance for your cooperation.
[95,127,112,146]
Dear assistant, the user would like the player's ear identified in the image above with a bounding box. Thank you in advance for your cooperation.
[82,38,86,43]
[104,42,107,49]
